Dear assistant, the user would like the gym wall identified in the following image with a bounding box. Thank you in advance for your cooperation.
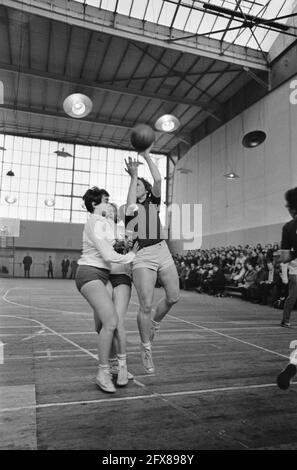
[170,74,296,252]
[10,220,83,277]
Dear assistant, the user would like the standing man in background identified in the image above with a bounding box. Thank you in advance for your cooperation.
[23,252,33,278]
[61,255,70,279]
[47,256,54,279]
[69,258,78,279]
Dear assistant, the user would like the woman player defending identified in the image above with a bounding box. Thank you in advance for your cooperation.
[125,148,180,374]
[75,187,138,393]
[106,202,134,382]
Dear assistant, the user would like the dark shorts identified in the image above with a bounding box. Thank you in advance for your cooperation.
[109,274,132,289]
[75,265,110,292]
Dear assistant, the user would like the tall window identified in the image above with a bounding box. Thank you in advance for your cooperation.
[0,134,167,224]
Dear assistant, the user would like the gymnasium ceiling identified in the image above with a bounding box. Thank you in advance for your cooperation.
[0,0,295,155]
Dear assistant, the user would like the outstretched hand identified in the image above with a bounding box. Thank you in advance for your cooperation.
[124,156,143,178]
[139,142,154,159]
[132,241,139,254]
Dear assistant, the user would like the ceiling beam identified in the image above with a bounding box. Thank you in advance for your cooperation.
[0,62,217,111]
[0,103,137,130]
[0,0,269,71]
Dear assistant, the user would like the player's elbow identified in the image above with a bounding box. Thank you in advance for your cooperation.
[154,177,162,185]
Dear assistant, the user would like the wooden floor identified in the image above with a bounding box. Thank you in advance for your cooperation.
[0,278,297,450]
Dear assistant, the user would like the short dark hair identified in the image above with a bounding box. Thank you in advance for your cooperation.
[137,177,152,200]
[285,187,297,212]
[82,187,109,213]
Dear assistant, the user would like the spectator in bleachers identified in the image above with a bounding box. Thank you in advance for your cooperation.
[210,265,226,296]
[179,262,189,290]
[257,261,282,305]
[248,249,259,268]
[201,266,214,294]
[184,262,198,290]
[195,267,208,293]
[230,262,246,286]
[235,251,246,267]
[249,263,268,303]
[239,262,257,300]
[173,241,288,307]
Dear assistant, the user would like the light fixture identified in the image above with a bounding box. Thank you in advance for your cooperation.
[54,147,72,157]
[242,130,266,148]
[155,114,180,133]
[5,194,17,204]
[63,93,93,119]
[44,197,55,207]
[224,172,240,180]
[6,170,15,176]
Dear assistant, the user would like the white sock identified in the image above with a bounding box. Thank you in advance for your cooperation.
[117,353,127,367]
[108,357,118,365]
[152,320,160,329]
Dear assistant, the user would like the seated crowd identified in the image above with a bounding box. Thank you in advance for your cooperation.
[173,243,289,307]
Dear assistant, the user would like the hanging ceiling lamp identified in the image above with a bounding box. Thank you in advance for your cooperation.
[155,114,180,133]
[224,172,240,180]
[44,197,55,207]
[63,93,93,119]
[242,130,266,148]
[5,170,17,202]
[5,194,17,204]
[54,147,72,157]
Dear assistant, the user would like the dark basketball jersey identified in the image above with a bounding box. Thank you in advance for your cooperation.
[125,192,163,250]
[281,218,297,259]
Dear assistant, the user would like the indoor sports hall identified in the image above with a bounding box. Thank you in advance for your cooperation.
[1,0,297,451]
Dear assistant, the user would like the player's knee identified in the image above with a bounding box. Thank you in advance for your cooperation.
[105,320,117,333]
[167,293,180,307]
[141,303,153,315]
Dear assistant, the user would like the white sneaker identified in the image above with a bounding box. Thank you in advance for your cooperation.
[109,361,119,376]
[140,344,155,374]
[290,348,297,366]
[95,368,116,393]
[117,363,129,386]
[109,361,134,380]
[149,321,160,344]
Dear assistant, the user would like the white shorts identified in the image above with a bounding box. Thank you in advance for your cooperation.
[132,240,174,273]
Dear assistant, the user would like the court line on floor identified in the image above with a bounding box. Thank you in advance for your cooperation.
[0,328,208,338]
[2,289,287,426]
[0,314,98,360]
[1,290,150,392]
[0,381,293,413]
[2,288,271,328]
[0,311,201,420]
[166,313,289,359]
[130,299,291,360]
[1,288,89,316]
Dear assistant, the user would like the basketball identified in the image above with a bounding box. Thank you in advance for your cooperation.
[130,124,155,152]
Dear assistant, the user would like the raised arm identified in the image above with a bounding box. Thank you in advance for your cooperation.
[140,145,162,197]
[125,156,139,207]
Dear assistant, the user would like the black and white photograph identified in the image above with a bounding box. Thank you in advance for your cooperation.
[1,0,297,456]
